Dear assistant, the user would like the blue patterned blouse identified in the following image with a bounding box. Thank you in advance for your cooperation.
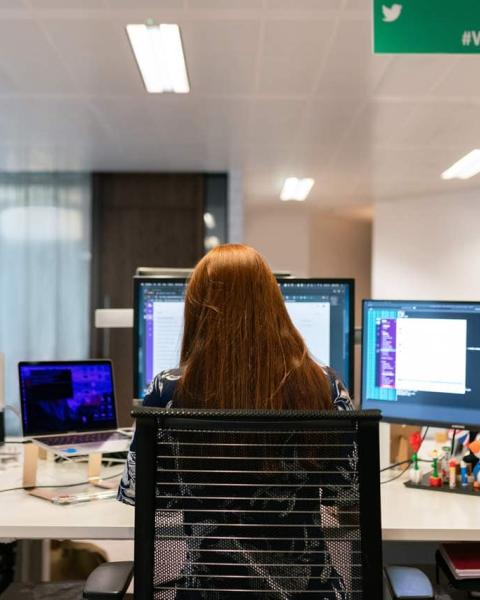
[118,366,353,506]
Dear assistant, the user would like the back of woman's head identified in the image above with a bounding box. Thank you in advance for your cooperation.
[177,244,331,410]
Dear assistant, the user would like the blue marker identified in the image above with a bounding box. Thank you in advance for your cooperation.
[461,461,468,486]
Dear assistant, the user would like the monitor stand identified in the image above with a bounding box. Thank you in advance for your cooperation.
[23,442,119,500]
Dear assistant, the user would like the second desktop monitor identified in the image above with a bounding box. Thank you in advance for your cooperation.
[362,299,480,429]
[134,277,354,399]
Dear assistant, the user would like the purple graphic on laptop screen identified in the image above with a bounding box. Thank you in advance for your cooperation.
[19,362,116,436]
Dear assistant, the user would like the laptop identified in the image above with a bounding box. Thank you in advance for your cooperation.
[18,360,131,457]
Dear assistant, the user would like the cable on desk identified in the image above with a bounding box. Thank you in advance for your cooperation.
[380,459,409,473]
[380,464,410,485]
[0,469,125,494]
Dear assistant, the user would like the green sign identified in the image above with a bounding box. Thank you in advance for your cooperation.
[374,0,480,53]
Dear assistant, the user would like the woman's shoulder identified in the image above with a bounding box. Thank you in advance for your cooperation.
[320,365,354,411]
[143,367,183,408]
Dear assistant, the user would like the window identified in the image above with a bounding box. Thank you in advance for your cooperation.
[0,173,91,435]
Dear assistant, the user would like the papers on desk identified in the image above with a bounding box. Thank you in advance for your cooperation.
[29,485,117,505]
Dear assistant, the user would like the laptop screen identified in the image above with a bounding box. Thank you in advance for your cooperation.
[19,361,117,436]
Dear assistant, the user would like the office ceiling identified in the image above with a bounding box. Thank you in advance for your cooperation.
[1,0,480,210]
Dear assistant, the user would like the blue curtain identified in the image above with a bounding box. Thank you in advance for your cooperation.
[0,173,91,435]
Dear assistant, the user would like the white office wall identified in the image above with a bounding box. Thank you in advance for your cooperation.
[245,205,310,277]
[372,189,480,467]
[372,190,480,299]
[228,170,244,243]
[310,213,371,403]
[309,213,372,323]
[246,205,372,403]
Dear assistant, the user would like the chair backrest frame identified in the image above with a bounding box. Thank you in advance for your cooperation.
[132,407,382,599]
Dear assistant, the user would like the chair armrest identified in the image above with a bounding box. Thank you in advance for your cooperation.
[384,566,434,599]
[83,561,133,599]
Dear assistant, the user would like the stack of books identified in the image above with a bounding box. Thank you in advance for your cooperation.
[440,543,480,580]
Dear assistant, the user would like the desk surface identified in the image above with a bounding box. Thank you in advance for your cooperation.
[0,454,134,540]
[0,454,479,541]
[381,477,480,541]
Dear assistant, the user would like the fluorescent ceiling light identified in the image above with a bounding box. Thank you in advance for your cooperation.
[126,23,190,94]
[442,149,480,180]
[280,177,314,201]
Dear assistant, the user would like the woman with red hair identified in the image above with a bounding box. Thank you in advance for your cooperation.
[119,244,353,598]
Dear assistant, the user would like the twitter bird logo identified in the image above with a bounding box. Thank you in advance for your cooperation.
[382,4,403,22]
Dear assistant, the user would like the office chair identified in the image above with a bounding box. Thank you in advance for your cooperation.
[83,407,435,599]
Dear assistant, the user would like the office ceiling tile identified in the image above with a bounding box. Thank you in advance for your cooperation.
[257,19,334,95]
[433,56,480,98]
[28,0,107,8]
[316,20,390,97]
[377,55,457,97]
[299,100,360,147]
[41,19,140,94]
[186,0,262,8]
[0,98,109,144]
[267,0,339,10]
[181,19,260,94]
[0,0,27,7]
[0,0,477,210]
[0,20,74,93]
[104,0,181,8]
[398,102,480,149]
[343,0,372,12]
[248,98,306,146]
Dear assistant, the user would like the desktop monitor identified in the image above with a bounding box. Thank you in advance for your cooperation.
[134,277,354,399]
[277,278,354,394]
[361,300,480,429]
[19,360,117,436]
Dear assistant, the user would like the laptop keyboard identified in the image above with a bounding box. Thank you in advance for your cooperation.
[38,432,124,446]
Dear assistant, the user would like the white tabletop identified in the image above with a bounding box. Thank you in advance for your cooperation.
[0,450,478,541]
[0,452,134,540]
[381,475,480,541]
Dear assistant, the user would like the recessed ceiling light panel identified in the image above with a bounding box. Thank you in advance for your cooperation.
[280,177,314,201]
[442,149,480,180]
[126,23,190,94]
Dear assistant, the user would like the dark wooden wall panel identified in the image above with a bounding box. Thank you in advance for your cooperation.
[90,173,205,426]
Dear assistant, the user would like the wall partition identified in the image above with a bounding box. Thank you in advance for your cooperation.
[90,172,216,425]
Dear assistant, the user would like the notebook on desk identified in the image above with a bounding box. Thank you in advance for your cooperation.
[440,543,480,579]
[18,360,131,457]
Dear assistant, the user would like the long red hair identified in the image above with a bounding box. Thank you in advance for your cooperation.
[176,244,332,410]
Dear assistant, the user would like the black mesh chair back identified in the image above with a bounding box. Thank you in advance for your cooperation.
[133,408,382,600]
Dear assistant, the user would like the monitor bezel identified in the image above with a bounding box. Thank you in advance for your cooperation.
[133,276,187,399]
[361,298,480,430]
[18,359,117,437]
[133,276,355,400]
[276,277,355,397]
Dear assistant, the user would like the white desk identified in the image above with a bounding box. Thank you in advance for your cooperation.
[0,454,134,540]
[0,455,478,542]
[382,476,480,542]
